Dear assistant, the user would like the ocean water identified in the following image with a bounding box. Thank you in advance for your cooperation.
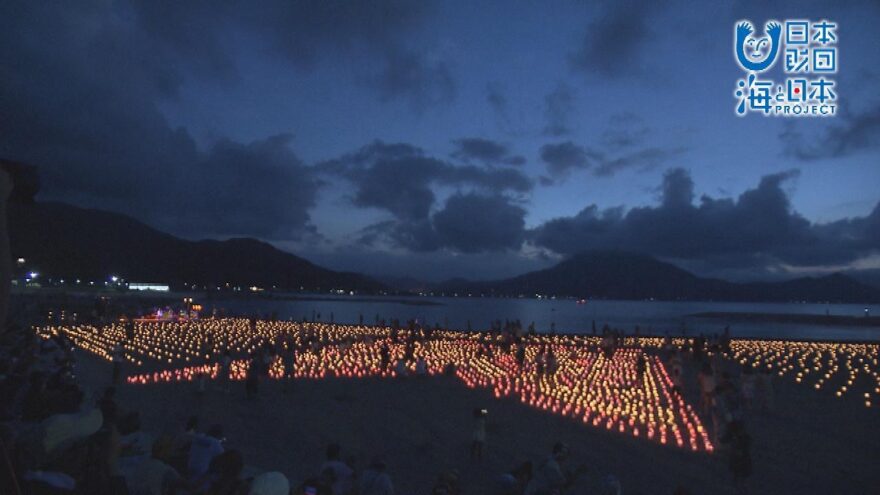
[210,295,880,342]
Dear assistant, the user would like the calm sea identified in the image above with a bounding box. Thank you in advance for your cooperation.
[212,295,880,342]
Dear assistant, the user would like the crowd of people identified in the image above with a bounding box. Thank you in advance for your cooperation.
[687,332,768,494]
[0,327,297,495]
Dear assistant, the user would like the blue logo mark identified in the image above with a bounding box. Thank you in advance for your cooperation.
[733,19,838,117]
[734,21,782,72]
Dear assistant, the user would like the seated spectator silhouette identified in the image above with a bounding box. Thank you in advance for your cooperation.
[359,457,393,495]
[188,424,225,480]
[319,443,353,495]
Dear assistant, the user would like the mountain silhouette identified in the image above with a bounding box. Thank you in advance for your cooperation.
[435,251,880,303]
[9,201,384,292]
[8,200,879,303]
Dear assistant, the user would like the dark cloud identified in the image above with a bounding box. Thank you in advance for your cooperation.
[130,1,240,81]
[531,168,880,270]
[539,142,601,177]
[321,141,531,254]
[319,140,531,221]
[323,152,444,221]
[0,0,460,240]
[543,83,576,136]
[659,167,695,207]
[131,0,453,106]
[540,140,681,180]
[370,49,456,110]
[796,201,880,264]
[540,111,685,181]
[0,0,453,208]
[781,104,880,160]
[569,0,655,77]
[179,135,319,238]
[594,147,687,177]
[363,219,442,252]
[433,193,527,253]
[357,193,527,254]
[451,138,525,166]
[0,2,321,240]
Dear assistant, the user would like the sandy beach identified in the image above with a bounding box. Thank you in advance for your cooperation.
[71,340,880,494]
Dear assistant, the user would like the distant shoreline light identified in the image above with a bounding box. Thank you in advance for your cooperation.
[128,283,170,292]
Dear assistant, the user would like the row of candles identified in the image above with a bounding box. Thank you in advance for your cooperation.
[728,339,879,408]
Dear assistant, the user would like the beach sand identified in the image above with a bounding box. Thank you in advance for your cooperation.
[75,350,879,494]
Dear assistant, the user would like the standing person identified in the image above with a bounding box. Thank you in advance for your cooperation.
[535,349,546,377]
[721,420,752,493]
[670,351,684,395]
[471,408,487,461]
[740,367,756,411]
[245,354,260,399]
[288,344,298,377]
[219,350,232,393]
[359,458,394,495]
[697,363,716,415]
[394,358,408,377]
[415,356,428,376]
[545,348,557,375]
[282,345,296,393]
[692,335,705,363]
[601,332,614,359]
[110,342,124,384]
[671,364,684,396]
[320,443,353,495]
[260,346,273,380]
[196,369,207,395]
[636,354,647,383]
[379,343,390,373]
[98,386,119,427]
[662,333,675,358]
[710,384,729,447]
[170,416,199,472]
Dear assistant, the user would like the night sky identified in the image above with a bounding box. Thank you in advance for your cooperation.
[2,0,879,282]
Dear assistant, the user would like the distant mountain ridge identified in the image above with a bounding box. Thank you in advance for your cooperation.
[9,201,384,292]
[849,269,880,290]
[435,251,880,304]
[8,201,879,303]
